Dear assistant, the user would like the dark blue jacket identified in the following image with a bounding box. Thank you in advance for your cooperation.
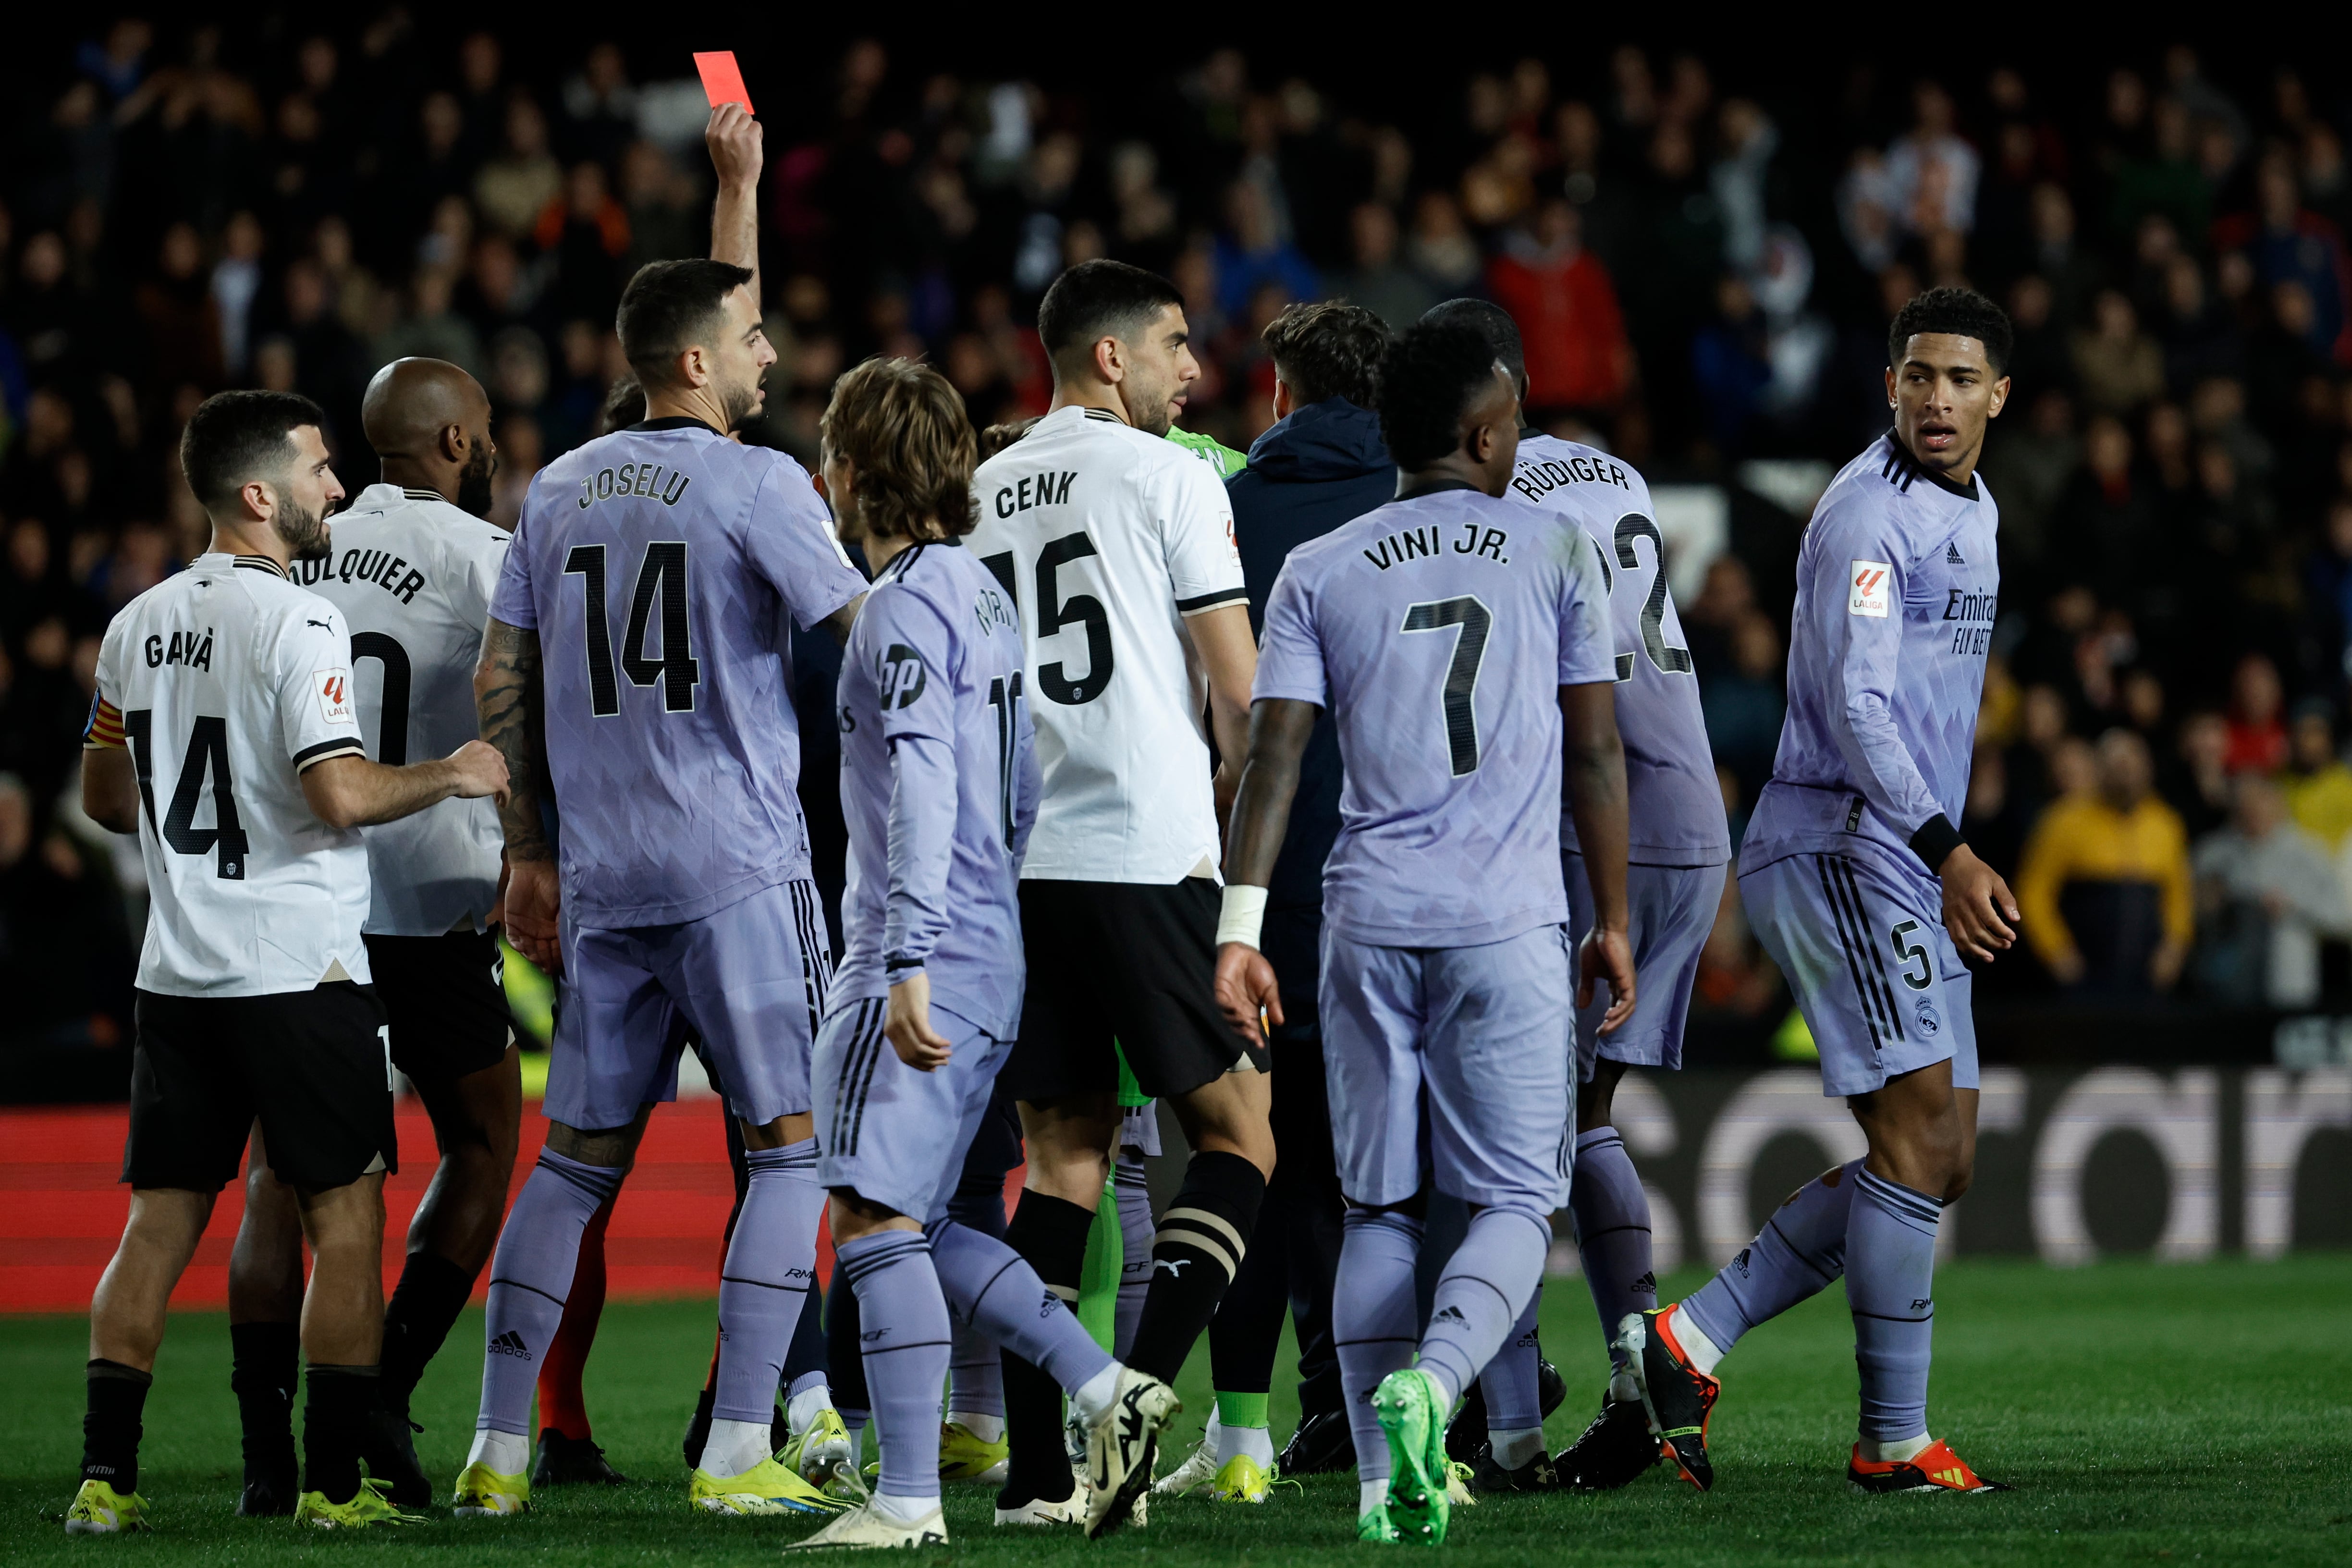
[1227,398,1394,1016]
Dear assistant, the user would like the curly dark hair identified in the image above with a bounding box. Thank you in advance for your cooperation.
[1378,318,1505,470]
[1887,286,2013,374]
[820,357,980,540]
[1262,301,1391,408]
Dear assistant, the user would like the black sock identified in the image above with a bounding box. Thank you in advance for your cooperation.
[82,1360,152,1493]
[826,1275,870,1418]
[301,1364,379,1504]
[1130,1151,1265,1384]
[229,1323,300,1485]
[785,1270,828,1389]
[997,1190,1093,1507]
[380,1251,477,1416]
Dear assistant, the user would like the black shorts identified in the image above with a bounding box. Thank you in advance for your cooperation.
[125,983,397,1193]
[1003,878,1268,1104]
[365,931,514,1083]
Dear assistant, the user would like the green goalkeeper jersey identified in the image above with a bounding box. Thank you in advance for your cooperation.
[1165,425,1247,479]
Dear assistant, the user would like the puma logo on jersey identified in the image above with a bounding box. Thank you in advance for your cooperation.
[306,619,331,629]
[1848,561,1892,618]
[144,629,215,671]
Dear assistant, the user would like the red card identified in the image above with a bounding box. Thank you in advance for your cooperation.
[694,52,753,113]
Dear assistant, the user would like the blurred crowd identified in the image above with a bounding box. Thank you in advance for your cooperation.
[7,19,2352,1056]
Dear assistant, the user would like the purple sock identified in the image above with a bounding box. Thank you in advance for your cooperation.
[1418,1207,1549,1409]
[476,1149,624,1437]
[837,1230,948,1501]
[1334,1208,1422,1485]
[1114,1153,1153,1361]
[947,1323,1003,1421]
[926,1218,1113,1395]
[1847,1169,1940,1443]
[1679,1159,1860,1356]
[712,1140,826,1425]
[1478,1285,1544,1434]
[1569,1127,1656,1370]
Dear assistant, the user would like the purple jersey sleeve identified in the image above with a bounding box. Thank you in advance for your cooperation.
[1251,560,1328,708]
[487,506,537,629]
[864,587,961,976]
[1794,494,1945,840]
[1553,521,1617,688]
[747,456,867,630]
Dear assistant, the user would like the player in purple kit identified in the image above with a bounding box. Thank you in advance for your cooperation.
[1213,318,1637,1546]
[788,358,1158,1549]
[1421,300,1730,1492]
[459,257,870,1519]
[1624,287,2019,1497]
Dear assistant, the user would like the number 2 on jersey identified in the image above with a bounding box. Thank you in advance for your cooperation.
[1400,596,1492,776]
[564,542,701,715]
[1591,514,1693,681]
[123,710,252,880]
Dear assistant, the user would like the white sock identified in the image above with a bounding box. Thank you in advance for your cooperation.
[468,1428,529,1476]
[1359,1479,1390,1514]
[1069,1363,1121,1428]
[1418,1363,1458,1412]
[698,1416,773,1478]
[1219,1422,1274,1468]
[1200,1407,1225,1455]
[1860,1431,1934,1464]
[946,1410,1004,1444]
[787,1384,835,1436]
[1488,1426,1545,1470]
[868,1489,939,1524]
[1669,1303,1726,1377]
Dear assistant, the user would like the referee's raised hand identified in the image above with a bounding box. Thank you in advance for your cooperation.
[706,102,762,192]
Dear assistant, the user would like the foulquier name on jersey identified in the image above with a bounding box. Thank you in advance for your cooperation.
[291,548,429,606]
[1362,518,1512,571]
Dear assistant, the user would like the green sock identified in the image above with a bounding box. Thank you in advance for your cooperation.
[1215,1391,1270,1430]
[1075,1175,1121,1352]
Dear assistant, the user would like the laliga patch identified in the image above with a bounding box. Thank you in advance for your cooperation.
[1848,560,1892,618]
[316,667,355,724]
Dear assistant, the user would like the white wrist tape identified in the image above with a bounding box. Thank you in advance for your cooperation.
[1215,883,1268,950]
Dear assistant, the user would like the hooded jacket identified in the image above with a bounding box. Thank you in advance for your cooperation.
[1227,398,1394,1013]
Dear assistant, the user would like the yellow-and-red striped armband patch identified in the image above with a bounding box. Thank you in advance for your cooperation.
[84,695,126,750]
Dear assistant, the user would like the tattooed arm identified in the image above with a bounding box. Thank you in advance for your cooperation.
[476,617,562,971]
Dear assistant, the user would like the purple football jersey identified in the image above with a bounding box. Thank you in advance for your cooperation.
[833,540,1038,1040]
[1740,433,2001,875]
[1510,433,1729,867]
[490,418,868,926]
[1253,486,1616,948]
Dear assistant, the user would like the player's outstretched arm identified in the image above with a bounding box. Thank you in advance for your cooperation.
[300,742,508,829]
[1561,679,1638,1033]
[706,103,762,295]
[82,750,141,834]
[474,617,562,971]
[1212,696,1316,1041]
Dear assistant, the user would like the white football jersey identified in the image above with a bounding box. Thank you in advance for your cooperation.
[968,404,1247,882]
[87,553,372,997]
[293,484,508,935]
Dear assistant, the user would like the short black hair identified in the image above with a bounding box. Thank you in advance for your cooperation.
[1037,259,1185,361]
[1421,298,1525,389]
[179,390,326,510]
[1380,318,1505,470]
[1262,301,1391,408]
[1887,286,2013,375]
[617,258,755,385]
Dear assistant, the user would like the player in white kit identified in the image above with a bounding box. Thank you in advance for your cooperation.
[66,391,506,1534]
[223,359,522,1510]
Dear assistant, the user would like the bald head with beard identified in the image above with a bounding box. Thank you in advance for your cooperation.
[362,357,499,517]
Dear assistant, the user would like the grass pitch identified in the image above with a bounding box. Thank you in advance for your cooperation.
[5,1258,2349,1565]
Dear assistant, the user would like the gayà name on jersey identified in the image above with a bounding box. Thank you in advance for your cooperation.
[144,628,215,670]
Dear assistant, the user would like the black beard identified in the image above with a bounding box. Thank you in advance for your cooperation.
[276,499,332,561]
[456,448,498,517]
[722,378,762,434]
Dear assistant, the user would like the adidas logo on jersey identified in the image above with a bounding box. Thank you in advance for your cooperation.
[1945,540,1965,564]
[487,1330,533,1361]
[1432,1305,1466,1324]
